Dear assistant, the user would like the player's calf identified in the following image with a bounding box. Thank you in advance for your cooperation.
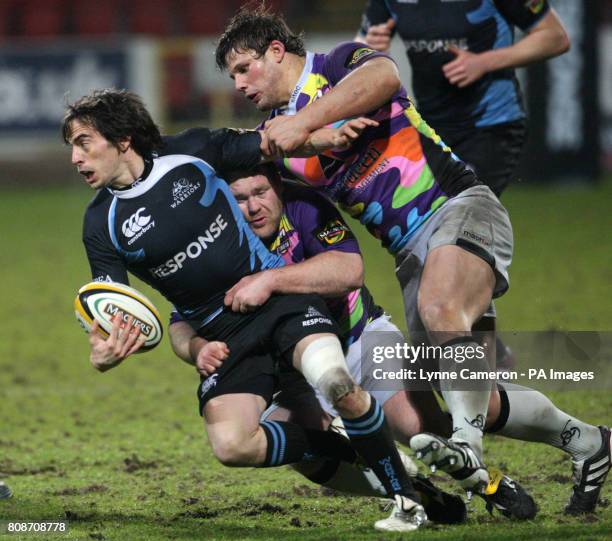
[296,335,426,529]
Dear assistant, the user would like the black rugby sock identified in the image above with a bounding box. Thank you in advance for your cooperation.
[342,397,419,501]
[260,420,356,467]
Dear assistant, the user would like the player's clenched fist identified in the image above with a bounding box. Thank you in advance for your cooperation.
[194,341,230,377]
[263,116,311,155]
[224,272,274,313]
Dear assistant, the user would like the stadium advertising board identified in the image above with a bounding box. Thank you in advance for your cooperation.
[0,45,126,133]
[522,0,599,182]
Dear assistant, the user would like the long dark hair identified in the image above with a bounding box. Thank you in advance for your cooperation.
[62,88,163,157]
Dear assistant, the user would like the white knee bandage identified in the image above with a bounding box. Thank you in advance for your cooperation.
[300,337,355,404]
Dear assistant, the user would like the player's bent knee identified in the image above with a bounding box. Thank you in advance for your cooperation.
[209,430,259,467]
[299,336,355,404]
[418,300,469,333]
[319,366,356,405]
[335,386,371,417]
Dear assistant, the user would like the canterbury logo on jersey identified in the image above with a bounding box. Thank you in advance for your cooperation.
[403,38,468,54]
[122,207,156,245]
[149,214,228,278]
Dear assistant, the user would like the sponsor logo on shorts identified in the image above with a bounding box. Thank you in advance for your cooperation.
[316,220,351,245]
[103,303,153,336]
[462,229,491,247]
[200,373,219,397]
[171,178,201,208]
[122,207,155,245]
[302,305,333,327]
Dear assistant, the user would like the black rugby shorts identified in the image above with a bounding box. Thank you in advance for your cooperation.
[195,293,339,413]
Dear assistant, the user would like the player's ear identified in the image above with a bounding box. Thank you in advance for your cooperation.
[268,40,286,63]
[117,137,132,153]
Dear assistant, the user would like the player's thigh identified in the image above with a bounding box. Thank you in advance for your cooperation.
[419,244,495,324]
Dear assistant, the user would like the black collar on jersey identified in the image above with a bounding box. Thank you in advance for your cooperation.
[112,156,154,192]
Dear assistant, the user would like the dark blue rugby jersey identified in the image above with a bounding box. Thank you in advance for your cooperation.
[82,128,285,327]
[359,0,550,131]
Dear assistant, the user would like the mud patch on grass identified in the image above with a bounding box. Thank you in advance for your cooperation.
[64,509,95,521]
[547,474,571,484]
[241,501,285,516]
[175,506,220,519]
[123,454,158,473]
[0,463,61,476]
[54,484,108,496]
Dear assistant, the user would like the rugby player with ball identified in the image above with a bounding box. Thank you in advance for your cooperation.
[66,88,431,531]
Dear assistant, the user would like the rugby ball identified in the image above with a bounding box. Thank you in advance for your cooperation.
[74,281,163,352]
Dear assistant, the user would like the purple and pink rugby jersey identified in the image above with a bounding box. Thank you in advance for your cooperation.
[269,187,383,348]
[269,43,479,254]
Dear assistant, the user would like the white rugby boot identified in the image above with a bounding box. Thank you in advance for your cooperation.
[410,433,537,519]
[374,494,428,532]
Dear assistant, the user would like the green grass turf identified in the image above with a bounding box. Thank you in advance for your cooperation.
[0,179,610,540]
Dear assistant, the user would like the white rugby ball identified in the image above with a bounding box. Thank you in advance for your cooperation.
[74,281,163,352]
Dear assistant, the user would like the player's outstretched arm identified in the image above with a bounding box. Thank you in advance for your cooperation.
[442,8,570,88]
[263,57,399,154]
[260,117,379,158]
[89,315,146,372]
